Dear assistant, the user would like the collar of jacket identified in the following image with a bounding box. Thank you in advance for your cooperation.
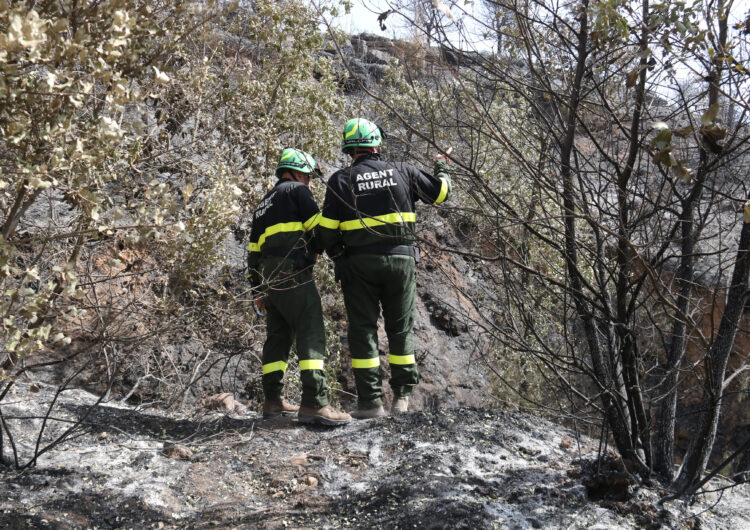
[352,153,382,166]
[275,176,300,187]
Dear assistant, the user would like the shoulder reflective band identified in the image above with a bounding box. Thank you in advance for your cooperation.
[389,354,416,365]
[300,359,324,371]
[318,216,340,229]
[433,178,449,205]
[248,241,260,252]
[262,360,288,374]
[351,357,380,369]
[303,213,321,231]
[339,212,416,231]
[255,221,305,251]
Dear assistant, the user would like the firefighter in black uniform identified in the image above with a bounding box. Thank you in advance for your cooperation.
[247,148,351,426]
[317,119,452,418]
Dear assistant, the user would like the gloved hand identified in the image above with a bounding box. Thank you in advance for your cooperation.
[334,256,352,284]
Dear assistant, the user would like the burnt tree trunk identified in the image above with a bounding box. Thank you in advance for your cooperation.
[614,0,652,471]
[558,0,643,467]
[666,1,732,491]
[654,203,697,480]
[674,202,750,493]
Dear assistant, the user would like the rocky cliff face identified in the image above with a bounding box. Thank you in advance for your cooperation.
[332,209,492,413]
[3,380,749,529]
[321,33,485,94]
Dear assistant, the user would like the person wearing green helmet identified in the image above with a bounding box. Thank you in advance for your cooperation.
[247,148,351,426]
[318,118,453,419]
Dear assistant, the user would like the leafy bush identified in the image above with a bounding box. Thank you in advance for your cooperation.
[0,0,344,406]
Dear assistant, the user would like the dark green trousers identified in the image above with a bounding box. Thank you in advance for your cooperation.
[342,254,419,407]
[260,259,328,408]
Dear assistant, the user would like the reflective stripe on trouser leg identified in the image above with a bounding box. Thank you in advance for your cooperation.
[299,359,324,371]
[389,354,415,365]
[260,261,329,408]
[263,360,289,374]
[380,255,418,398]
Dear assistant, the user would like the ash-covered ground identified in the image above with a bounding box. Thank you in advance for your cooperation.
[2,381,750,529]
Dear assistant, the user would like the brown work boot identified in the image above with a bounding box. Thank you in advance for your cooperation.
[351,405,387,420]
[298,405,352,426]
[391,396,409,415]
[263,396,299,419]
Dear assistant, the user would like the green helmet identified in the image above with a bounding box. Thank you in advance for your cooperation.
[275,148,321,178]
[341,118,383,153]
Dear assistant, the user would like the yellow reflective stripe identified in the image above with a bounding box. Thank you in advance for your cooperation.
[262,360,288,374]
[300,359,324,371]
[345,122,359,139]
[318,216,340,229]
[280,151,294,161]
[389,354,416,365]
[433,179,449,205]
[339,212,416,231]
[303,213,321,231]
[351,357,380,369]
[257,221,304,250]
[248,242,260,252]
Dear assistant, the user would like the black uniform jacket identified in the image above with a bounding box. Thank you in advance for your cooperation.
[247,178,321,288]
[317,154,451,255]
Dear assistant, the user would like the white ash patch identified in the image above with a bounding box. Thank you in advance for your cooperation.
[2,383,749,529]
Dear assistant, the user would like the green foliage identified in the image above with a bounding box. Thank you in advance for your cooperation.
[0,0,345,394]
[1,0,197,364]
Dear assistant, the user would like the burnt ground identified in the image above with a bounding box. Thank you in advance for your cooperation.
[2,381,750,529]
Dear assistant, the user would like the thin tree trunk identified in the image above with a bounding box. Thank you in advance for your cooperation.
[614,0,652,471]
[654,151,715,478]
[667,0,731,492]
[673,202,750,493]
[654,207,696,479]
[1,181,42,241]
[558,0,640,466]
